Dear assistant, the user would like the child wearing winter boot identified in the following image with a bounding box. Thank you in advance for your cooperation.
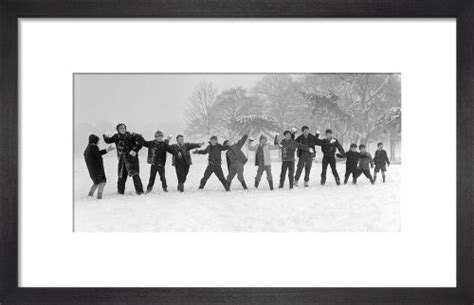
[373,142,390,183]
[84,134,115,199]
[248,135,279,190]
[143,130,173,193]
[354,144,374,184]
[194,136,230,191]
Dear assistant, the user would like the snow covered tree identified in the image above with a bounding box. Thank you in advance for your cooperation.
[212,87,260,140]
[253,75,304,130]
[234,114,280,137]
[185,81,218,138]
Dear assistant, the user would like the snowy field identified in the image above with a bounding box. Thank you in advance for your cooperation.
[74,153,400,232]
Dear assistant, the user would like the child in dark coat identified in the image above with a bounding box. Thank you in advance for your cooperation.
[276,130,309,189]
[143,130,173,193]
[168,135,204,192]
[337,143,371,184]
[314,129,345,185]
[224,134,249,190]
[294,126,317,187]
[194,136,230,191]
[103,123,145,195]
[373,142,390,183]
[354,144,374,184]
[84,134,115,199]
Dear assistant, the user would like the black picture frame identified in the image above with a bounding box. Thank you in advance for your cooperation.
[1,1,473,304]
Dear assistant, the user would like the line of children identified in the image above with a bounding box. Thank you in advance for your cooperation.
[84,123,391,198]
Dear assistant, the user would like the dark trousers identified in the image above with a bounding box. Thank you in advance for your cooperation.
[279,160,295,188]
[344,165,358,183]
[199,163,228,190]
[227,162,246,185]
[147,165,167,191]
[355,168,374,183]
[321,156,339,181]
[118,165,144,194]
[295,154,313,182]
[175,163,190,183]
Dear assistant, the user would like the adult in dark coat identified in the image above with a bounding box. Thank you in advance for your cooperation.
[194,136,230,191]
[83,134,115,199]
[294,126,317,187]
[143,130,174,193]
[103,123,145,195]
[314,129,345,185]
[168,135,204,192]
[224,134,249,190]
[277,130,309,189]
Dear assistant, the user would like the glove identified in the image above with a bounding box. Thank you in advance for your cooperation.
[336,153,344,158]
[129,150,137,157]
[106,145,115,152]
[309,148,314,153]
[387,163,390,167]
[291,127,297,133]
[192,150,198,154]
[316,130,321,135]
[330,138,336,144]
[104,131,113,138]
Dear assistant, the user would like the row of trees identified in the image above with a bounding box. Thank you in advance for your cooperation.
[185,74,401,156]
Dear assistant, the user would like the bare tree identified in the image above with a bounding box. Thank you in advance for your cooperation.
[185,81,218,137]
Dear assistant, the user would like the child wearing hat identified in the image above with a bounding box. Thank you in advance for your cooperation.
[83,134,115,199]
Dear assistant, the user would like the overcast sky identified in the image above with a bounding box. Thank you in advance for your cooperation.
[74,74,265,140]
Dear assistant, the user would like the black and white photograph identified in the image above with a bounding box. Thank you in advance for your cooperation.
[74,73,401,232]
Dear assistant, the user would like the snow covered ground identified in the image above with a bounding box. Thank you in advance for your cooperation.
[74,153,400,232]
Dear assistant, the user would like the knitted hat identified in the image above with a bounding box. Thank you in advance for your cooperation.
[155,130,164,137]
